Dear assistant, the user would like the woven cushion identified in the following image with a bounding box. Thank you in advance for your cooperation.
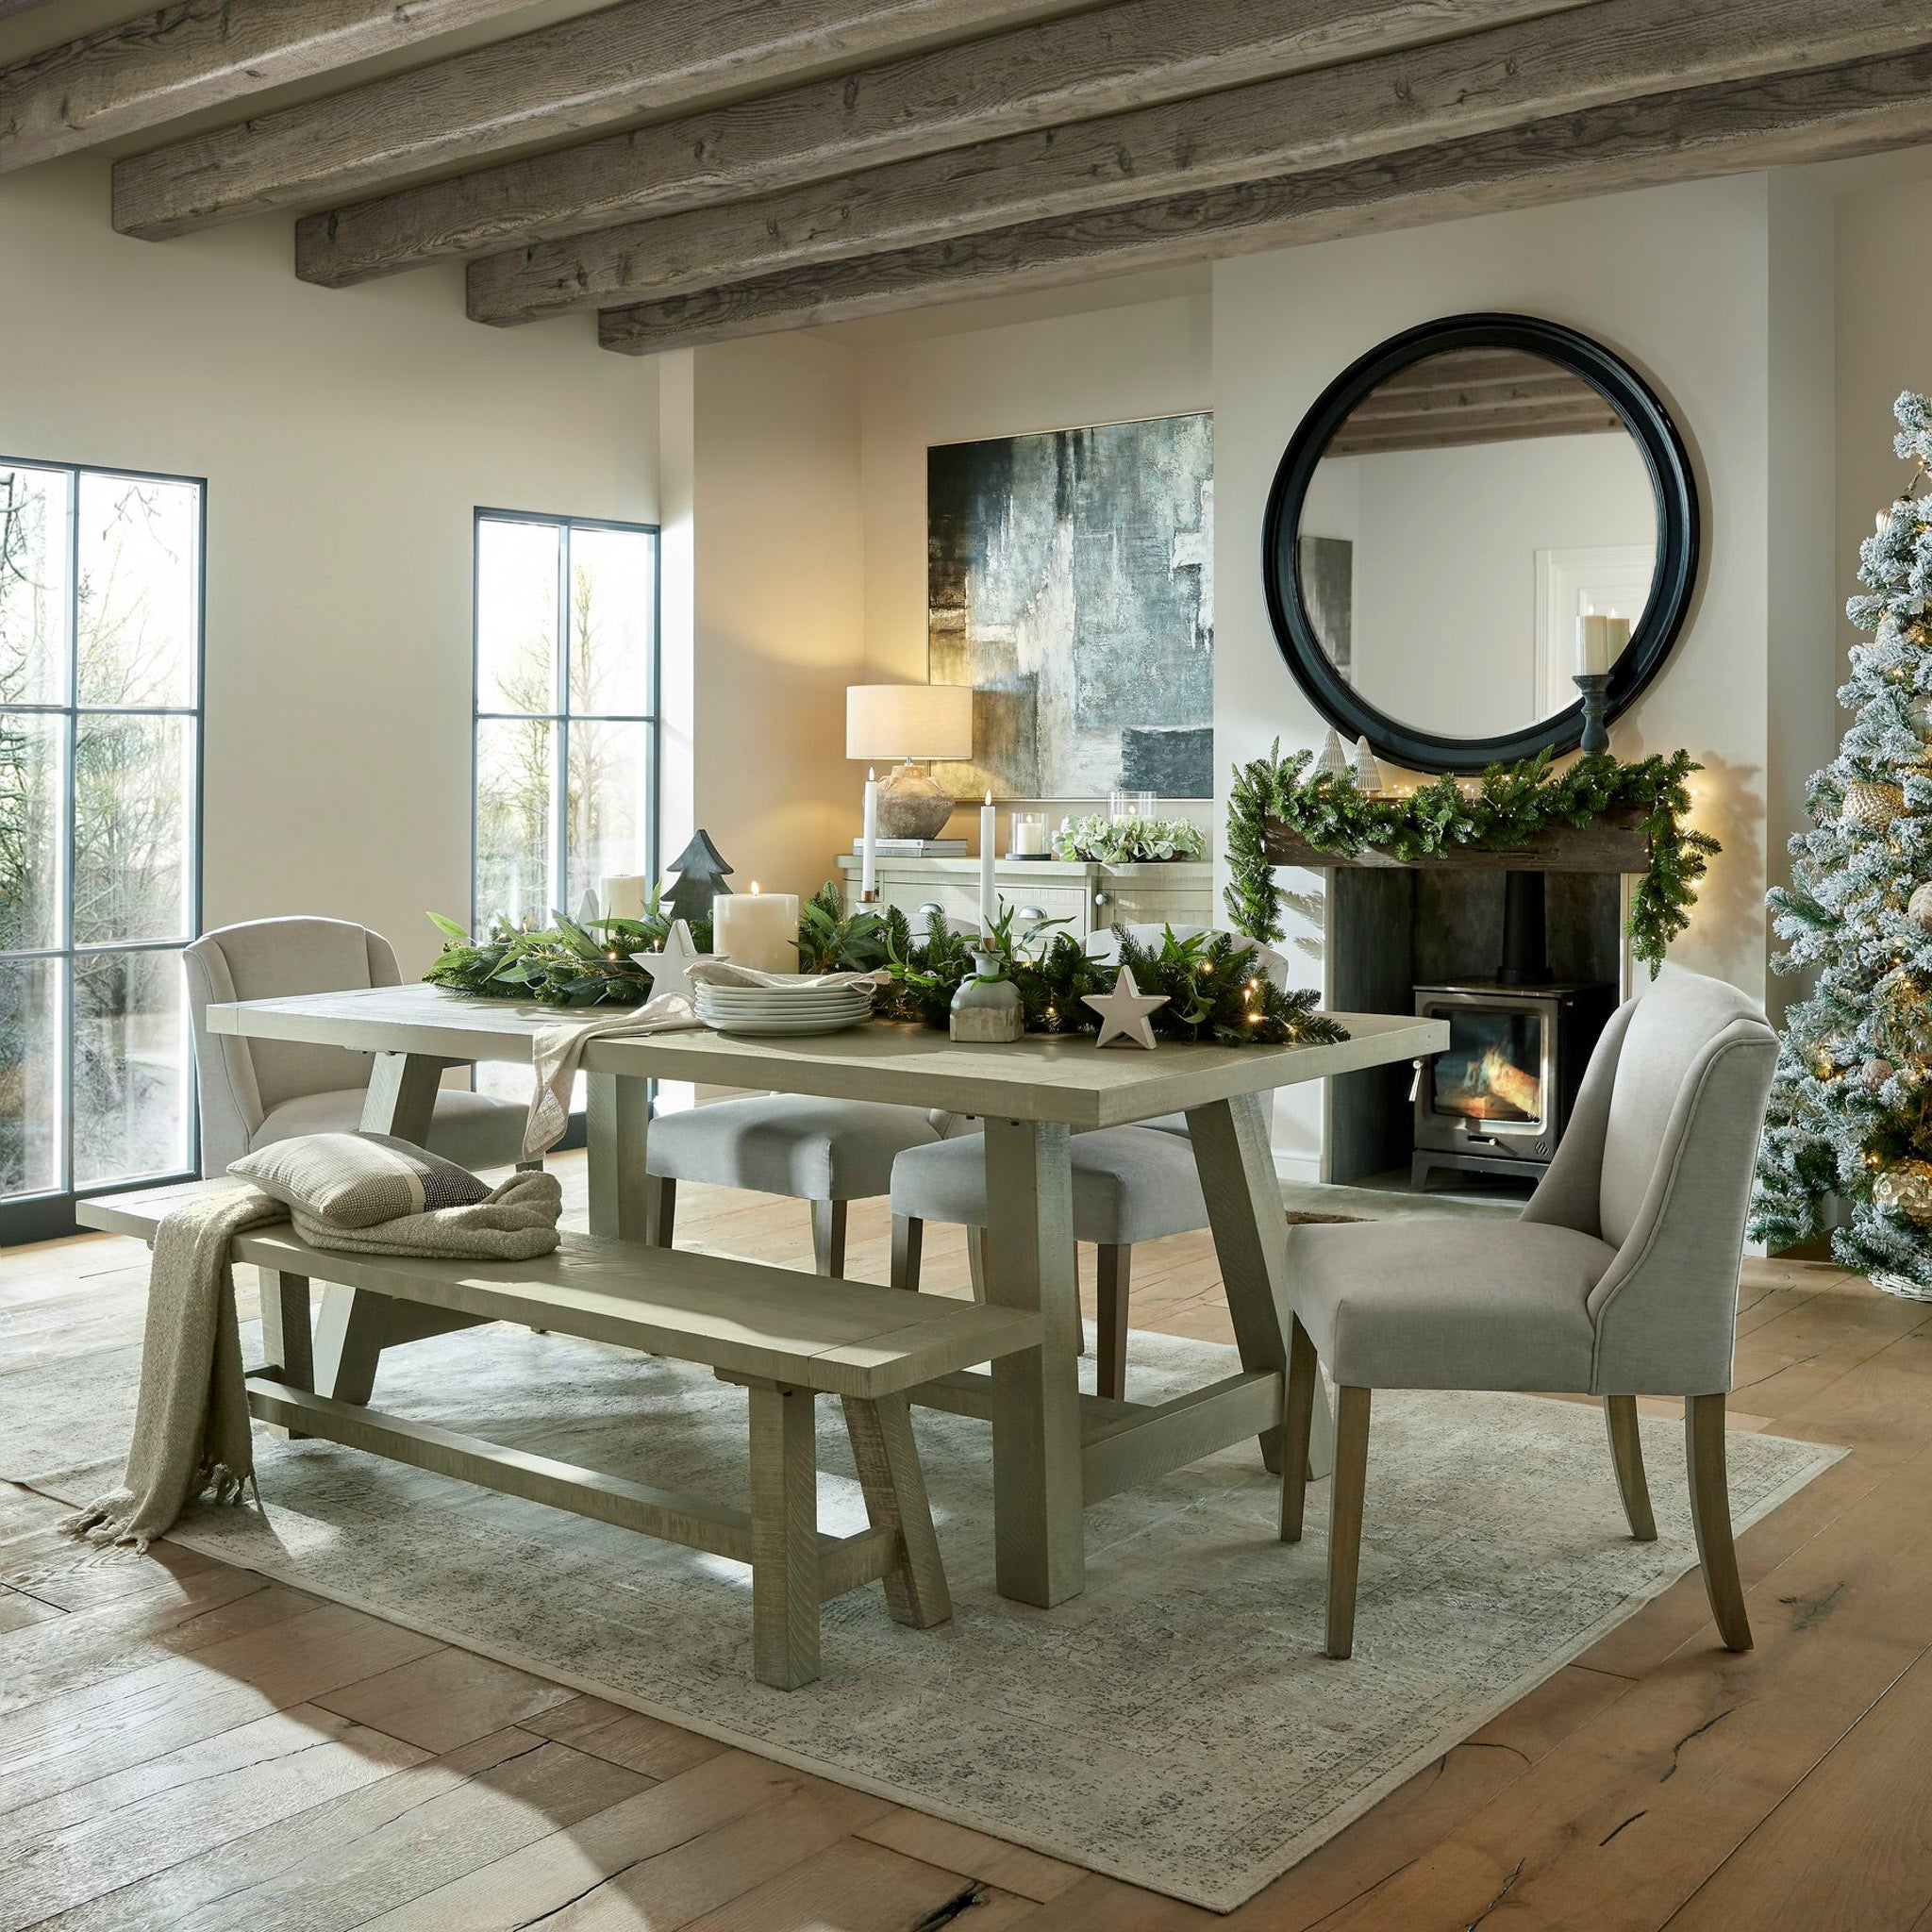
[1286,1216,1615,1392]
[232,1131,490,1228]
[646,1095,943,1201]
[891,1126,1208,1247]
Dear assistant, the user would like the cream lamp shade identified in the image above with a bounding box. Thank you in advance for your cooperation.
[846,684,974,762]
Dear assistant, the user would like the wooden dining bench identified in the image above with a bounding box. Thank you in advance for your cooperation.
[80,1181,1044,1690]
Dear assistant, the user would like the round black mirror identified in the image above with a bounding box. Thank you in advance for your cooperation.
[1261,313,1698,774]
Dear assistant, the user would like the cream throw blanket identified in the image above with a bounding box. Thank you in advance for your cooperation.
[521,965,886,1162]
[68,1168,565,1551]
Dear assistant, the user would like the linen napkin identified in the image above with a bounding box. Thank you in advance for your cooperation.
[687,961,889,992]
[524,993,703,1162]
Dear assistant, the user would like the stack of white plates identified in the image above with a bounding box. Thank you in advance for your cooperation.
[693,980,874,1037]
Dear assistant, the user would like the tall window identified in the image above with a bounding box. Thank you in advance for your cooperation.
[1,460,204,1239]
[473,510,658,931]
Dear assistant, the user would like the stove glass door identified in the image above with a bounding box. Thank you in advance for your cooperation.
[1426,1005,1547,1128]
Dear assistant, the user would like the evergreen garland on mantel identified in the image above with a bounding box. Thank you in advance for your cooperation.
[1224,742,1719,974]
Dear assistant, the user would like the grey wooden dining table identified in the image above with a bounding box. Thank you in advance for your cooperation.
[208,986,1445,1608]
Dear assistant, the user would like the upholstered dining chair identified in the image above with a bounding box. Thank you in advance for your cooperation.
[643,1098,952,1276]
[1278,969,1778,1660]
[185,917,526,1177]
[889,1123,1208,1396]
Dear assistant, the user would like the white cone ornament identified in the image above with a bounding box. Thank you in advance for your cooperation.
[1311,727,1350,783]
[1352,737,1381,792]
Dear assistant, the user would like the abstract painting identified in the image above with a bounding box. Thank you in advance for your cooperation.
[927,413,1213,800]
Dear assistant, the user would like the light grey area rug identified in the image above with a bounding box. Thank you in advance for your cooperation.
[3,1303,1841,1912]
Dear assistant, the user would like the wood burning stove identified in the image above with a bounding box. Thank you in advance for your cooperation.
[1411,980,1616,1188]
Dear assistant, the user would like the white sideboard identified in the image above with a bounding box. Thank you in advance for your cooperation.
[834,855,1215,940]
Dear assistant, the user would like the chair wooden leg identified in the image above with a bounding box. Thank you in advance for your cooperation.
[747,1382,822,1690]
[1096,1245,1131,1401]
[841,1394,952,1629]
[891,1215,924,1291]
[650,1175,677,1249]
[965,1225,988,1302]
[1279,1315,1319,1542]
[1604,1394,1657,1541]
[1686,1393,1752,1652]
[809,1199,847,1277]
[1325,1385,1373,1659]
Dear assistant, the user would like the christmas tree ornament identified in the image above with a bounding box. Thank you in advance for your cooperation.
[1909,881,1932,931]
[1081,966,1169,1049]
[1906,694,1932,738]
[1841,780,1905,830]
[1311,727,1350,783]
[1874,1158,1932,1224]
[663,830,734,925]
[1862,1057,1895,1090]
[631,919,717,1005]
[1351,736,1382,791]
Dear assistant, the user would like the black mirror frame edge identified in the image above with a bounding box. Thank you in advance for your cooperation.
[1260,311,1700,775]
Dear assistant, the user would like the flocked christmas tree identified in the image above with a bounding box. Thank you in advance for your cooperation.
[1751,393,1932,1299]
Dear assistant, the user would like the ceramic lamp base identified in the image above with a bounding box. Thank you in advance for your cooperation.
[877,760,956,840]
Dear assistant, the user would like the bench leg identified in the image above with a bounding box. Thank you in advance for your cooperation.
[312,1286,391,1406]
[256,1269,314,1440]
[809,1199,847,1278]
[748,1382,822,1690]
[841,1394,952,1629]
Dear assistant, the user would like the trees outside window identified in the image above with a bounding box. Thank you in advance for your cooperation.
[1,459,203,1237]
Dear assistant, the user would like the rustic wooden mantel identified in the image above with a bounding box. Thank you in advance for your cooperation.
[1263,805,1651,875]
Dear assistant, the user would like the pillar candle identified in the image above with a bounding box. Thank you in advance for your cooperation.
[598,874,649,922]
[712,883,800,974]
[1574,611,1611,675]
[860,767,879,901]
[979,791,998,936]
[1602,611,1631,661]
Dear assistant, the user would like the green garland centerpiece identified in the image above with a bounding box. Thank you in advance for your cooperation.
[1051,814,1207,863]
[423,886,1345,1047]
[1224,742,1718,974]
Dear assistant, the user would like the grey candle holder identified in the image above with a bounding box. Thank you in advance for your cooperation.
[1573,672,1612,756]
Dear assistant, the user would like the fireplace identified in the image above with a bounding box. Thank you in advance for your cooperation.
[1411,980,1617,1187]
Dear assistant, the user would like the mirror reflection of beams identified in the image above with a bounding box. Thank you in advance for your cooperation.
[1262,315,1699,775]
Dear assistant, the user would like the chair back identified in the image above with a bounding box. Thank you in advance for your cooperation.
[1524,967,1777,1394]
[184,917,400,1174]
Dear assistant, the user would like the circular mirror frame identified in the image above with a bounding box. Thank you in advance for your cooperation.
[1260,312,1699,774]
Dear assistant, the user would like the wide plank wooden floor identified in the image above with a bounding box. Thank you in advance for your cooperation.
[2,1159,1928,1930]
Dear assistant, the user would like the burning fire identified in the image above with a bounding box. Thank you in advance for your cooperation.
[1443,1044,1541,1120]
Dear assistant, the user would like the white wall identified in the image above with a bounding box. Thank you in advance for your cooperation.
[0,156,658,978]
[661,333,866,902]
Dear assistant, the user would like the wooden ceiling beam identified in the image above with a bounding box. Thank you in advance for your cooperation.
[0,0,539,175]
[109,0,1086,242]
[468,0,1925,325]
[595,44,1932,355]
[287,0,1596,287]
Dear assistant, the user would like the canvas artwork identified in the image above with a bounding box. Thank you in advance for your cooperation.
[927,413,1214,800]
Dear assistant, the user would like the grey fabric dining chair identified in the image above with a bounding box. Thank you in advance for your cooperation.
[1279,969,1778,1659]
[644,1096,952,1276]
[185,917,526,1177]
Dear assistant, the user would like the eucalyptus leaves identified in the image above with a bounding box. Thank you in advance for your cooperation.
[1223,742,1717,974]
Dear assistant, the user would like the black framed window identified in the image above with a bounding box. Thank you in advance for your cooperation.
[473,508,659,929]
[1,458,206,1243]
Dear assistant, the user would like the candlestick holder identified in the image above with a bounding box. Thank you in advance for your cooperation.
[1573,672,1612,756]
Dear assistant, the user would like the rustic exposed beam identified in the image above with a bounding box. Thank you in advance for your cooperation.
[596,44,1932,355]
[109,0,1087,242]
[469,0,1930,325]
[288,0,1595,287]
[0,0,539,175]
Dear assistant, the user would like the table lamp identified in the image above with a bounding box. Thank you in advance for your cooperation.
[845,683,974,840]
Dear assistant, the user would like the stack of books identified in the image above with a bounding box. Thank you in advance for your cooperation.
[851,838,969,857]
